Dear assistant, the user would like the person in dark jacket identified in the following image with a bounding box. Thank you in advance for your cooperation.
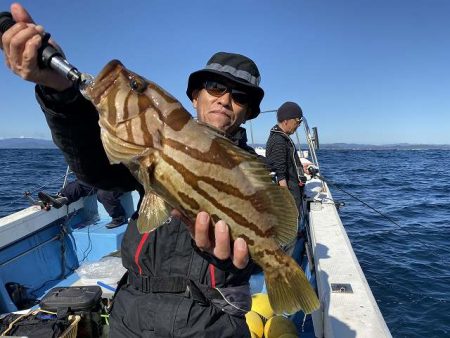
[266,101,306,215]
[1,4,265,337]
[38,179,127,229]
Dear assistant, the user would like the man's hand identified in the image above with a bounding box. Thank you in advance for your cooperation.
[0,3,72,91]
[195,211,249,269]
[171,210,249,269]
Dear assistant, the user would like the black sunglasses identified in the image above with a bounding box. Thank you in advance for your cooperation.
[203,81,250,106]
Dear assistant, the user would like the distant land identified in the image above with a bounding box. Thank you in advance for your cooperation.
[251,142,450,150]
[0,138,449,150]
[0,138,56,149]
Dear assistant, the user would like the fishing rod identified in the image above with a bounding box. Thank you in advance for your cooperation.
[2,171,71,211]
[0,11,93,94]
[307,167,402,227]
[307,166,447,262]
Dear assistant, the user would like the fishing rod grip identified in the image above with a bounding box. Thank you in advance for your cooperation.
[0,11,82,84]
[0,11,14,32]
[0,12,59,68]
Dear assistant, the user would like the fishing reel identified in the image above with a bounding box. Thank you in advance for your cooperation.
[307,165,320,177]
[24,191,51,210]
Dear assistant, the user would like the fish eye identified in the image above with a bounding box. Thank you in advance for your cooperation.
[129,77,146,93]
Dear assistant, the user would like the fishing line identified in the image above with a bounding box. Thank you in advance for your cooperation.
[79,186,97,263]
[59,207,81,278]
[80,222,93,263]
[313,172,447,263]
[27,211,79,300]
[29,172,73,195]
[318,174,403,228]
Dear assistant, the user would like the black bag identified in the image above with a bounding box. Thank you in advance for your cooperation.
[0,312,70,338]
[40,286,103,338]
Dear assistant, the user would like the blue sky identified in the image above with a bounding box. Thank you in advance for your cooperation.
[0,0,449,144]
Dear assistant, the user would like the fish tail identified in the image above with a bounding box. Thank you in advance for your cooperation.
[265,253,320,314]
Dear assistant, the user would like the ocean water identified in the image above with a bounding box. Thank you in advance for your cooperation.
[0,149,68,217]
[0,148,449,337]
[317,149,450,338]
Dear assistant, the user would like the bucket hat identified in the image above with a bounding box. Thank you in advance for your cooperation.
[186,52,264,120]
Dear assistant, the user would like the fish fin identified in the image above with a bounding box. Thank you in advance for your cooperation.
[265,250,320,314]
[194,133,299,245]
[100,128,147,165]
[136,193,171,233]
[240,160,299,246]
[266,186,299,246]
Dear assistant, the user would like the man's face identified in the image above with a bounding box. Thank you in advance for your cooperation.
[283,118,302,135]
[192,80,250,134]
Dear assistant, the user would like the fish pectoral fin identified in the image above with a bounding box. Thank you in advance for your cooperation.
[242,161,299,246]
[137,193,172,233]
[267,186,299,246]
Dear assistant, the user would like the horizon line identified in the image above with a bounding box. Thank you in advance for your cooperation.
[1,137,450,147]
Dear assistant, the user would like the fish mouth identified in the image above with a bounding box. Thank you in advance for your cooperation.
[87,59,124,104]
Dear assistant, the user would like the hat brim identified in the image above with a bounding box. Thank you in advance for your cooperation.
[186,69,264,120]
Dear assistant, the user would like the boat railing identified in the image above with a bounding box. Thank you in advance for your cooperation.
[300,117,320,169]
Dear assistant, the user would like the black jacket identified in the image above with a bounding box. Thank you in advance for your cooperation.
[35,85,254,337]
[265,125,304,210]
[266,125,304,184]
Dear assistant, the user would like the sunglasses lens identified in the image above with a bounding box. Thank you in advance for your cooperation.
[231,92,249,105]
[204,81,250,106]
[204,81,227,96]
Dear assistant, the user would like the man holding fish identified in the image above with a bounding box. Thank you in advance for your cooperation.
[1,3,318,337]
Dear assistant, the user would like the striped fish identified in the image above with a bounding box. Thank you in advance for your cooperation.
[86,60,319,314]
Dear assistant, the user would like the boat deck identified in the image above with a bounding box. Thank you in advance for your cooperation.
[1,179,392,337]
[306,179,392,338]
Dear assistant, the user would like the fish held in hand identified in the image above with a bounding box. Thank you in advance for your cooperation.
[86,59,320,314]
